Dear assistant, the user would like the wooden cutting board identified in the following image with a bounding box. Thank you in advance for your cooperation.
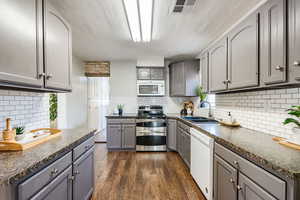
[272,137,300,150]
[0,128,62,151]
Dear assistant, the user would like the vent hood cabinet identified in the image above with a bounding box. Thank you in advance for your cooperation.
[169,60,199,97]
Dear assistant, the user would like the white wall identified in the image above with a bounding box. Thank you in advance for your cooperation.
[58,56,88,129]
[109,60,189,114]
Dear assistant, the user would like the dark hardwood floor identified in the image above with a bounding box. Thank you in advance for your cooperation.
[92,144,206,200]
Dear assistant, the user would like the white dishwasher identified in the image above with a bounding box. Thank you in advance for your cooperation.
[190,128,214,200]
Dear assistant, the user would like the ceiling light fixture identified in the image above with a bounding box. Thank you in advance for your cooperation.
[123,0,153,42]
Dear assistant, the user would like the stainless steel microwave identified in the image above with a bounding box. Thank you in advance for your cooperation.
[137,80,165,96]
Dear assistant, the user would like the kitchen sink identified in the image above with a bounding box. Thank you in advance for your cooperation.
[182,116,218,124]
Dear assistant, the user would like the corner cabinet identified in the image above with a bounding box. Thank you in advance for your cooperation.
[0,0,72,92]
[261,0,287,85]
[44,1,72,91]
[199,52,209,93]
[289,0,300,82]
[209,38,228,92]
[0,0,44,88]
[228,12,259,89]
[169,60,199,97]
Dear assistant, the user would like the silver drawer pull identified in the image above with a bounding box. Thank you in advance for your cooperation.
[38,73,45,79]
[85,145,90,150]
[74,170,80,175]
[50,168,59,176]
[46,74,53,80]
[293,61,300,66]
[237,185,242,191]
[229,178,235,183]
[233,161,239,166]
[275,66,284,71]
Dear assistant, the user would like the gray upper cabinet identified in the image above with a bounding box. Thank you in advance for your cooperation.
[261,0,287,85]
[44,1,72,91]
[200,52,209,93]
[228,13,259,89]
[238,173,276,200]
[169,60,199,97]
[73,148,95,200]
[214,155,237,200]
[167,119,177,151]
[0,0,44,88]
[289,0,300,82]
[209,38,228,92]
[107,124,122,149]
[122,124,136,149]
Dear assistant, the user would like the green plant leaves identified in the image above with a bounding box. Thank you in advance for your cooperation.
[195,85,207,101]
[283,118,300,127]
[50,94,57,121]
[283,105,300,127]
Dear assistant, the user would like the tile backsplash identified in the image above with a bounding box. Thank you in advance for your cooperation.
[0,90,49,132]
[196,88,300,137]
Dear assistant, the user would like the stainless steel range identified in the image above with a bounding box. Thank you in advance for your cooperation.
[136,105,167,151]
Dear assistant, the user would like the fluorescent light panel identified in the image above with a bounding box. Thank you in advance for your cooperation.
[139,0,153,42]
[123,0,153,42]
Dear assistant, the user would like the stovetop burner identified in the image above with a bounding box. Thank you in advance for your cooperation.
[137,105,166,119]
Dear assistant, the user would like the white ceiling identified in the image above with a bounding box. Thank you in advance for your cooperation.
[50,0,263,61]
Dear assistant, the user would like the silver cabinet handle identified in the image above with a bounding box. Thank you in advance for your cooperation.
[229,178,235,183]
[237,185,242,191]
[275,66,284,71]
[293,61,300,66]
[46,74,53,80]
[50,168,59,176]
[68,176,75,181]
[38,73,45,79]
[223,80,231,84]
[233,161,239,166]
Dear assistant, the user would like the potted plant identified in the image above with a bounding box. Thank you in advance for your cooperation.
[117,104,124,116]
[14,126,25,141]
[50,94,57,128]
[195,86,207,108]
[283,105,300,144]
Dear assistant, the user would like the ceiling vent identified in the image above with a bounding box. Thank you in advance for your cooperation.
[172,0,197,14]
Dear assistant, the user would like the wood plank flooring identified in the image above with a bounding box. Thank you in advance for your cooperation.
[92,144,206,200]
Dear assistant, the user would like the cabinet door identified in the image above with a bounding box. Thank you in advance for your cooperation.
[200,52,209,93]
[209,39,228,92]
[31,166,72,200]
[73,148,94,200]
[228,13,259,89]
[167,119,177,151]
[214,155,238,200]
[137,68,151,80]
[261,0,287,84]
[184,131,191,168]
[150,68,164,80]
[0,0,43,88]
[44,2,72,90]
[170,62,185,96]
[238,173,276,200]
[122,124,136,149]
[107,124,122,149]
[289,0,300,81]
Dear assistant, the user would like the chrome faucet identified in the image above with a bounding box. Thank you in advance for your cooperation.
[200,101,213,118]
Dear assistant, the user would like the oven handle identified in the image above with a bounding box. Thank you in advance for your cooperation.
[136,121,166,127]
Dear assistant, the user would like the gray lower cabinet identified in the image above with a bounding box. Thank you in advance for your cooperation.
[214,155,237,200]
[30,166,73,200]
[261,0,287,85]
[228,12,259,89]
[200,52,209,93]
[238,173,276,200]
[169,60,199,97]
[73,148,94,200]
[209,38,228,92]
[107,124,122,149]
[107,119,136,150]
[167,119,177,151]
[177,124,190,168]
[289,0,300,82]
[214,143,286,200]
[0,0,44,88]
[122,124,136,149]
[44,1,72,91]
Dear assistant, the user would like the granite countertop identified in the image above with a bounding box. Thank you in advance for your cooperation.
[168,114,300,180]
[0,127,96,186]
[106,113,137,118]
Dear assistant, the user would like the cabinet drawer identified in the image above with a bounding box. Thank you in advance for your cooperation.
[73,136,95,161]
[107,118,136,124]
[178,121,190,133]
[215,143,286,200]
[18,152,72,200]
